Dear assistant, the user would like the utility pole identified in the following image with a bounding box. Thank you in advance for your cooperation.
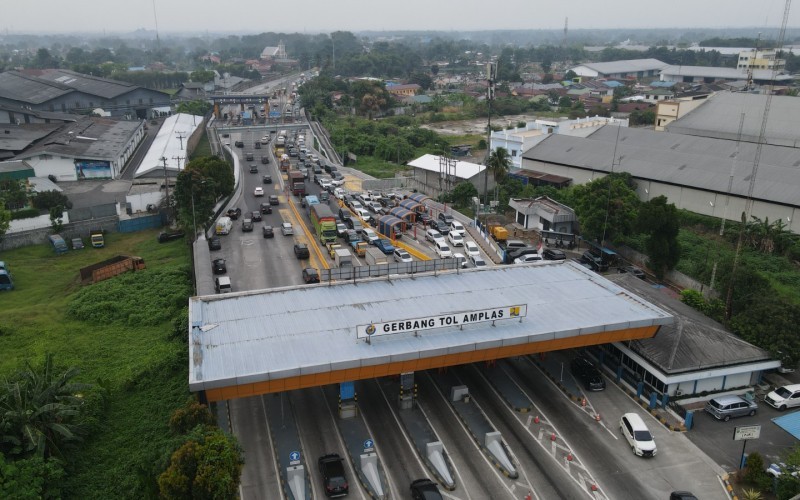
[482,62,497,225]
[176,131,186,150]
[161,156,171,222]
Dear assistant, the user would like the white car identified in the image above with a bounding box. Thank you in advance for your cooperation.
[425,228,443,243]
[355,208,372,223]
[350,201,364,211]
[514,254,543,264]
[465,241,480,258]
[450,220,466,236]
[447,231,464,247]
[360,228,379,245]
[319,179,332,190]
[393,248,413,263]
[330,177,345,187]
[434,241,452,259]
[281,222,294,236]
[470,255,487,267]
[453,253,468,268]
[254,187,264,197]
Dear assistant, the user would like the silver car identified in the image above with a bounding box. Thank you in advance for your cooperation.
[705,395,757,421]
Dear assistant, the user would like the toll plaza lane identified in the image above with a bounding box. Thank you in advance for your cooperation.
[502,355,728,500]
[229,396,281,500]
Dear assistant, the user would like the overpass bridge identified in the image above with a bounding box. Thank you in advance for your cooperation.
[189,261,672,402]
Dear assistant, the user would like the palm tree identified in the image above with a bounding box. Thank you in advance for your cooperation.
[0,354,92,458]
[483,147,512,219]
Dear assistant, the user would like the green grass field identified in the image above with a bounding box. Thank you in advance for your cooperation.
[0,229,191,498]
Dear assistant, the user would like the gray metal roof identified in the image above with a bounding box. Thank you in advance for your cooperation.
[0,71,72,104]
[666,92,800,148]
[0,123,62,152]
[522,125,800,207]
[660,65,793,82]
[13,117,142,161]
[608,274,773,374]
[188,262,673,391]
[573,59,668,75]
[26,69,141,99]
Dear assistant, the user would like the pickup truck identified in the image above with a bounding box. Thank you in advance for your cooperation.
[345,230,368,257]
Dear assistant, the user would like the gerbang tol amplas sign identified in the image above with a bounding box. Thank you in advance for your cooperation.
[357,305,527,340]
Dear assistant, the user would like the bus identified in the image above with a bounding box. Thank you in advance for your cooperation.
[309,203,338,244]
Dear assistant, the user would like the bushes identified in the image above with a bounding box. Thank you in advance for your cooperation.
[10,208,40,220]
[67,265,191,327]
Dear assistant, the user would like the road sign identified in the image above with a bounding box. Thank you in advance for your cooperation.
[289,451,301,465]
[363,438,374,452]
[269,111,281,118]
[734,425,761,441]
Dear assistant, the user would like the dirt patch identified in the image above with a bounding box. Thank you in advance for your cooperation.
[421,114,543,136]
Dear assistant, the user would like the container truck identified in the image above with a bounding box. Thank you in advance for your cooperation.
[309,203,338,244]
[289,170,306,196]
[365,247,388,266]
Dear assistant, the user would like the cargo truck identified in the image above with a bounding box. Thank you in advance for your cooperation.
[334,248,353,268]
[365,247,388,266]
[310,203,338,244]
[90,228,105,248]
[289,170,306,196]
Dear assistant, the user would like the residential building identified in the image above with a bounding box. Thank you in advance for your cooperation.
[386,83,421,97]
[654,93,712,131]
[737,49,785,72]
[507,196,578,234]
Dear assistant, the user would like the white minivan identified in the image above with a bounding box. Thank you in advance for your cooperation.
[620,413,657,457]
[765,384,800,411]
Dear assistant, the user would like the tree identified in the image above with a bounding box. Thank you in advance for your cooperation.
[31,191,71,211]
[0,197,10,242]
[730,296,800,369]
[49,206,64,234]
[558,96,573,110]
[483,147,512,214]
[636,196,681,279]
[175,100,211,116]
[572,172,640,243]
[0,354,93,459]
[173,169,217,237]
[157,428,244,500]
[189,70,215,83]
[430,64,439,76]
[169,398,216,435]
[450,182,478,209]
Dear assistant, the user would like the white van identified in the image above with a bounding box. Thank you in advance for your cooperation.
[619,413,656,457]
[215,216,232,235]
[765,384,800,411]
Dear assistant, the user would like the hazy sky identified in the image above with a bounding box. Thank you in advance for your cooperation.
[2,0,798,34]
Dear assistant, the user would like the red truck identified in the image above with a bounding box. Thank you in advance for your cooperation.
[289,170,306,196]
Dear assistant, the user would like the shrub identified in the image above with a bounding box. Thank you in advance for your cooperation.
[10,208,40,220]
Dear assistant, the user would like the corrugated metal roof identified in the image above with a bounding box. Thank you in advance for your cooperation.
[660,65,793,82]
[772,411,800,440]
[30,69,140,99]
[666,92,800,148]
[0,71,72,104]
[522,125,800,207]
[608,275,773,374]
[13,117,142,161]
[135,114,202,177]
[408,154,485,180]
[573,59,668,75]
[188,262,673,391]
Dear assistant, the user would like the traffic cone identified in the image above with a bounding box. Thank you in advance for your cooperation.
[581,397,586,407]
[534,415,540,424]
[550,433,556,442]
[591,484,598,492]
[595,413,601,421]
[525,492,532,500]
[567,453,573,461]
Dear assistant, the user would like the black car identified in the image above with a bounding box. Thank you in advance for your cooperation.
[262,225,274,238]
[410,478,443,500]
[542,248,566,260]
[212,258,227,274]
[254,142,261,149]
[324,163,334,174]
[249,165,258,173]
[208,236,221,251]
[620,265,646,279]
[571,356,606,391]
[438,212,454,225]
[581,251,606,272]
[319,191,330,202]
[251,211,262,222]
[158,230,185,243]
[242,219,254,232]
[338,208,352,222]
[226,207,242,220]
[245,153,254,161]
[670,492,698,500]
[294,243,310,259]
[261,155,270,164]
[263,174,272,184]
[318,454,348,497]
[260,202,273,214]
[302,267,320,284]
[433,220,450,235]
[417,213,432,226]
[269,195,279,206]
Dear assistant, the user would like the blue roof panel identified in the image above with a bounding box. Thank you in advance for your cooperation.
[772,411,800,440]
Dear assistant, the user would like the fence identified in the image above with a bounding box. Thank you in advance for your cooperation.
[118,212,165,233]
[68,203,119,222]
[320,258,459,282]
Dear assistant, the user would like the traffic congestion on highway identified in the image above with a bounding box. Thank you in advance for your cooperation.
[196,75,728,500]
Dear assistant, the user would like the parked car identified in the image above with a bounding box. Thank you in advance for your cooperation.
[71,237,85,249]
[620,265,646,279]
[254,187,264,197]
[542,248,566,261]
[410,478,443,500]
[514,254,543,264]
[208,236,222,251]
[214,276,232,294]
[262,225,274,238]
[294,243,310,259]
[241,219,254,232]
[581,250,607,272]
[394,248,413,263]
[318,454,349,498]
[212,258,227,274]
[302,267,320,284]
[269,195,279,205]
[620,413,657,457]
[764,384,800,411]
[570,356,606,391]
[281,222,294,236]
[158,230,185,243]
[705,395,757,421]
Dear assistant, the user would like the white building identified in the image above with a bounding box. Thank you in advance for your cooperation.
[570,59,668,79]
[135,113,203,179]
